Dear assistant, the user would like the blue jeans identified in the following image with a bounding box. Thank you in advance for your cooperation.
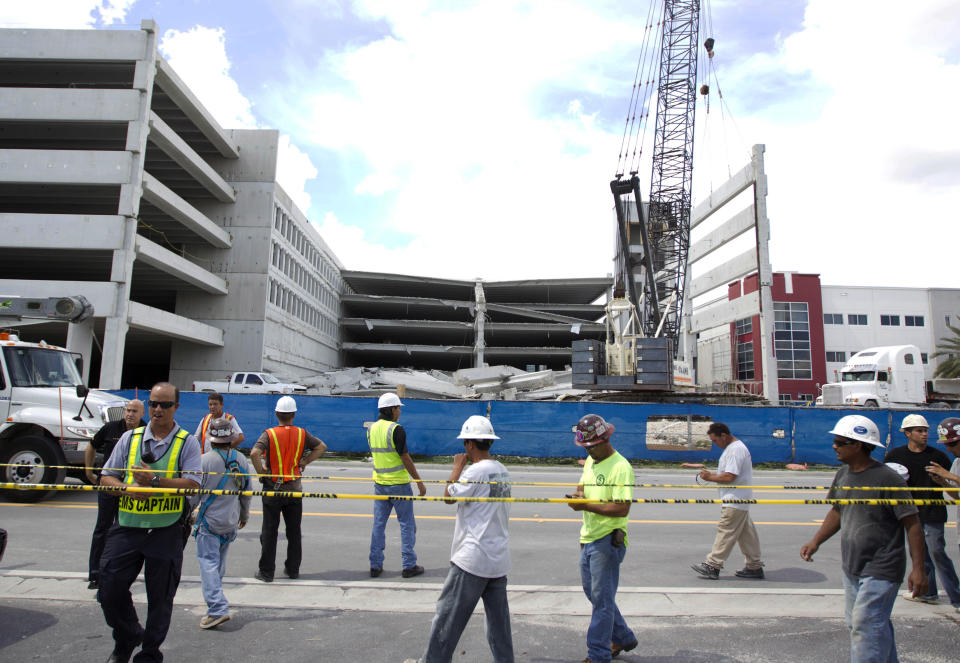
[423,563,513,663]
[579,534,636,663]
[842,573,900,663]
[370,482,417,570]
[921,522,960,606]
[196,525,236,617]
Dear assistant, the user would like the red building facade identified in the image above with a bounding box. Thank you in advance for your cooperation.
[728,272,827,404]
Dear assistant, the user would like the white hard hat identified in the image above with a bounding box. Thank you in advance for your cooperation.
[275,395,297,413]
[457,415,500,440]
[884,462,910,481]
[378,393,403,409]
[829,415,883,447]
[899,414,929,431]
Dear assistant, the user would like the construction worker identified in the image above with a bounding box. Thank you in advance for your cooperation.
[97,382,202,663]
[801,414,927,663]
[195,392,244,451]
[193,416,253,629]
[250,396,326,582]
[418,415,514,663]
[925,417,960,614]
[690,422,764,580]
[885,413,960,608]
[368,392,427,578]
[567,414,637,663]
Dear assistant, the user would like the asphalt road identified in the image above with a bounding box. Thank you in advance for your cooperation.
[1,460,958,662]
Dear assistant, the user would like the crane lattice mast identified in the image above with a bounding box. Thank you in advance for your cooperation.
[612,0,700,354]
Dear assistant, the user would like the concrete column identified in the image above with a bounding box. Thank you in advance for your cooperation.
[66,318,94,385]
[98,20,159,389]
[473,280,486,368]
[752,144,779,404]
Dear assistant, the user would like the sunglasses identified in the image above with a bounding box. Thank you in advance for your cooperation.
[833,438,858,448]
[148,400,176,409]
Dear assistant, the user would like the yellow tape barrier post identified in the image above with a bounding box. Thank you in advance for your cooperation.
[1,482,955,507]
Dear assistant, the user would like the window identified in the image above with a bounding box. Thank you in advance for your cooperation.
[233,374,243,384]
[774,302,812,379]
[735,317,752,336]
[905,315,924,327]
[904,353,914,365]
[245,374,263,385]
[847,314,868,325]
[826,351,846,363]
[736,341,755,380]
[778,394,793,405]
[922,353,928,364]
[824,313,843,325]
[880,314,900,326]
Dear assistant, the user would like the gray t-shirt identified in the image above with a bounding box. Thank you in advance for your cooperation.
[197,449,253,535]
[827,462,918,583]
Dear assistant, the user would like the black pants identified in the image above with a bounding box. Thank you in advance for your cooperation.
[98,524,184,663]
[258,495,302,578]
[88,489,119,582]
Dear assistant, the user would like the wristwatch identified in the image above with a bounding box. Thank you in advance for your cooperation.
[151,474,160,488]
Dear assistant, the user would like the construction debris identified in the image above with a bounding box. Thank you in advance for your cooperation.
[299,365,587,401]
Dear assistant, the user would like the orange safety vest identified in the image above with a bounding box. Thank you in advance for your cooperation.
[265,426,306,483]
[198,412,235,453]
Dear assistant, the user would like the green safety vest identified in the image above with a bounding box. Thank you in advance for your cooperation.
[368,419,410,485]
[118,426,188,528]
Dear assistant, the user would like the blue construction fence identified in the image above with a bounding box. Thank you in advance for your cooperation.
[110,390,957,465]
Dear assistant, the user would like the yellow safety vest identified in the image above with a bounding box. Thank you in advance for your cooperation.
[118,427,188,528]
[368,419,410,485]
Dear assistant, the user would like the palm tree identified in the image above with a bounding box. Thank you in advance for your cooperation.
[932,316,960,378]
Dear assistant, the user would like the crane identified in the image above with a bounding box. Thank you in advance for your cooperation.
[574,0,707,391]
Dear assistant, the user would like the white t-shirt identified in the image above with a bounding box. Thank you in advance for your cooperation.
[446,459,511,578]
[717,439,753,511]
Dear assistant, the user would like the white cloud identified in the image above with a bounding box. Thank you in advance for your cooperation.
[158,26,257,129]
[695,0,960,288]
[158,26,320,214]
[0,1,135,29]
[276,134,318,212]
[274,2,638,278]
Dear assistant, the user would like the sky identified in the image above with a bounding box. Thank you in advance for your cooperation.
[2,0,958,289]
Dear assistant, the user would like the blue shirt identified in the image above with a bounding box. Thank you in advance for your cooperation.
[102,420,202,485]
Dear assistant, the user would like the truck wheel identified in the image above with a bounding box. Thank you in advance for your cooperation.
[864,400,878,408]
[0,436,63,503]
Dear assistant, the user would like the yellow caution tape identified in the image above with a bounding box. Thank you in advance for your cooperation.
[1,482,955,506]
[2,461,957,491]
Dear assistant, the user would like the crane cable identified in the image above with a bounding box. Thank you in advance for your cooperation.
[617,0,664,179]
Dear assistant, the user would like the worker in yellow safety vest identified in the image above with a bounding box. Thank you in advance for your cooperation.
[250,395,326,582]
[368,392,426,579]
[96,382,202,663]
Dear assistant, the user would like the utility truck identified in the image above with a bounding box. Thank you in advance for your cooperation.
[0,296,127,502]
[191,372,307,395]
[819,345,960,408]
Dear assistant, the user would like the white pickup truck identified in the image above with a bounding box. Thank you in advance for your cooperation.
[192,372,307,395]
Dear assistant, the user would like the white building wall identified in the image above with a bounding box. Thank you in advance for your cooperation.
[821,285,948,382]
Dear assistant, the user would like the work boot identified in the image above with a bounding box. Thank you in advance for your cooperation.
[690,562,719,579]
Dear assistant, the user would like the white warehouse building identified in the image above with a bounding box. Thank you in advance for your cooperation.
[821,285,958,382]
[0,22,343,390]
